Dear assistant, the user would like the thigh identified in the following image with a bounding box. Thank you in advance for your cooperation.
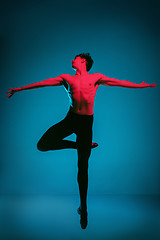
[76,116,93,150]
[76,127,92,169]
[38,115,74,146]
[76,128,92,150]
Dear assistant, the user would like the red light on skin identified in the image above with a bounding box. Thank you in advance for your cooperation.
[72,57,87,71]
[72,60,76,69]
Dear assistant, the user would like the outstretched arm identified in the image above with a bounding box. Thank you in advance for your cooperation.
[6,74,66,98]
[96,73,156,88]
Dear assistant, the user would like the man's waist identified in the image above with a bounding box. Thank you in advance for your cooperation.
[68,106,93,117]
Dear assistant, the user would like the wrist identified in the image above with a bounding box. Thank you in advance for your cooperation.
[15,87,22,92]
[140,82,150,88]
[144,83,150,88]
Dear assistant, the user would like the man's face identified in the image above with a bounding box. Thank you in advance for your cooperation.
[71,56,86,70]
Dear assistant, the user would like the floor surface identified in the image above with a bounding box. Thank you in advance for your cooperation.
[0,195,160,240]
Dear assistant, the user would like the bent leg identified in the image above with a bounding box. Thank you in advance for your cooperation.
[37,116,76,151]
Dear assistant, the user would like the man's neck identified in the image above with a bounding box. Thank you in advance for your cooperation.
[76,70,88,76]
[75,64,88,76]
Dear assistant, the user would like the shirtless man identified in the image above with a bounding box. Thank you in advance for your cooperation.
[6,53,156,229]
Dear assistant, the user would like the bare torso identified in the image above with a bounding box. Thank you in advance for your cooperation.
[62,73,100,115]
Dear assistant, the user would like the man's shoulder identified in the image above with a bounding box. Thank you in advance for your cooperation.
[58,74,73,83]
[92,73,103,77]
[59,74,72,79]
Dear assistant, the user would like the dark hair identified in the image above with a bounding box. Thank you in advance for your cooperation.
[75,53,94,71]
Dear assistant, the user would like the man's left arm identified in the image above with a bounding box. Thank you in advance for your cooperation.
[96,73,156,88]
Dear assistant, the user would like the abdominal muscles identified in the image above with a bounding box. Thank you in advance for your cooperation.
[65,76,99,115]
[70,88,95,115]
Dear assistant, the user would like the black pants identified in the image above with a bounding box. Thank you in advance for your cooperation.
[37,108,94,210]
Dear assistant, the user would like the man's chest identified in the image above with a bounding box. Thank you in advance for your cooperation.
[65,76,98,93]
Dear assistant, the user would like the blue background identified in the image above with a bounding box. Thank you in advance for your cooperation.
[1,0,160,196]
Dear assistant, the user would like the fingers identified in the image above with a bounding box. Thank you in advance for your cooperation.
[6,88,13,93]
[141,82,156,87]
[6,88,15,93]
[6,91,12,98]
[141,81,156,87]
[6,88,14,98]
[7,88,13,91]
[150,83,156,87]
[6,91,14,98]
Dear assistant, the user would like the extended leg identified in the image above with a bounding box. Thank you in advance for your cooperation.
[76,127,92,229]
[77,144,91,211]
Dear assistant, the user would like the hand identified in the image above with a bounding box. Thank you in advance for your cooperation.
[6,88,17,98]
[140,81,157,88]
[149,83,156,88]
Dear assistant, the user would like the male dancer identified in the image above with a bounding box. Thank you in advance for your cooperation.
[6,53,156,229]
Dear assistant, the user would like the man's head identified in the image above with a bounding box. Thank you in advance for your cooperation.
[72,53,94,72]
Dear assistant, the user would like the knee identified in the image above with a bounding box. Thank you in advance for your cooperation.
[78,162,88,171]
[78,163,88,177]
[78,168,88,176]
[77,168,88,183]
[78,155,89,170]
[37,141,47,152]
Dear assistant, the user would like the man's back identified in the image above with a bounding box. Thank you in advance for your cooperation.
[62,73,100,115]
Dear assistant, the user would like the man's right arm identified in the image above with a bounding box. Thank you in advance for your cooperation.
[6,74,68,98]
